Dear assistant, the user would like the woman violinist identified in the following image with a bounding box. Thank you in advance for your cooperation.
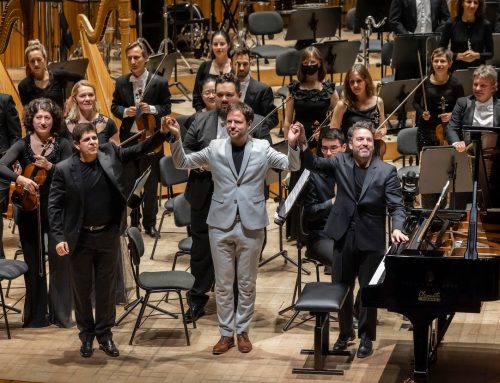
[0,98,73,328]
[64,80,119,144]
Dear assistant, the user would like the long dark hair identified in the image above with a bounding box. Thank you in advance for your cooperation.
[210,29,232,59]
[456,0,484,21]
[297,46,326,82]
[342,64,375,109]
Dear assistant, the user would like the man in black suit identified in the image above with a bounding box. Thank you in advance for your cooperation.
[389,0,450,35]
[0,93,21,259]
[232,47,278,134]
[48,122,168,358]
[303,129,346,273]
[111,40,171,237]
[183,73,271,322]
[301,120,408,358]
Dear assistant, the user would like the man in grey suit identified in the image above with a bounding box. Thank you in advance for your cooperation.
[182,73,271,323]
[163,102,302,355]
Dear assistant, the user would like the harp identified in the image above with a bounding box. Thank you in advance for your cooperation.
[77,0,132,125]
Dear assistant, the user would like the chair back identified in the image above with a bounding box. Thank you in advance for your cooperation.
[248,11,284,36]
[159,155,189,187]
[397,127,418,155]
[127,227,144,267]
[275,49,301,78]
[173,193,191,227]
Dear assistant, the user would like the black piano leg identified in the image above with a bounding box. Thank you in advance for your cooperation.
[412,321,430,380]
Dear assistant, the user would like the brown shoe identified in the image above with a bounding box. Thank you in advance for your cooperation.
[236,332,252,353]
[212,336,235,355]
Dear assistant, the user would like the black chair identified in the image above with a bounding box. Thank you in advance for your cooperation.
[125,227,196,345]
[396,127,420,181]
[151,155,189,259]
[248,11,296,81]
[171,193,192,271]
[0,259,28,339]
[292,282,351,375]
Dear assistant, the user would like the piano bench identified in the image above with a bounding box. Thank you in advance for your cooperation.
[292,282,351,376]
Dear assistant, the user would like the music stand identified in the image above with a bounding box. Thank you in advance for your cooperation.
[392,33,441,80]
[146,52,189,102]
[313,40,361,81]
[419,146,473,210]
[284,6,341,42]
[47,58,89,99]
[379,79,419,131]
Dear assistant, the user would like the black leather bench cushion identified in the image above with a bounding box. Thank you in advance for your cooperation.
[294,282,349,313]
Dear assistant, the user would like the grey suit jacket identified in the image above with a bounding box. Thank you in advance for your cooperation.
[171,137,300,230]
[447,96,500,144]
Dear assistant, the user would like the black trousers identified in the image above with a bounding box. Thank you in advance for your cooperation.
[70,228,120,343]
[332,227,383,341]
[125,152,161,229]
[189,199,214,307]
[0,178,8,259]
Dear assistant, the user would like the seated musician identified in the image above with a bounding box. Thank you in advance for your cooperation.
[447,64,500,207]
[303,129,346,274]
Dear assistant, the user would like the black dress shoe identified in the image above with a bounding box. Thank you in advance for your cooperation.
[80,340,94,358]
[333,330,356,353]
[185,305,205,323]
[144,226,160,238]
[356,336,373,358]
[99,339,120,357]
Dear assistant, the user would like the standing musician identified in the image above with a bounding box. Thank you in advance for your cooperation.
[0,93,22,259]
[413,48,464,152]
[48,122,171,358]
[447,64,500,207]
[300,120,408,359]
[18,40,83,108]
[111,40,171,237]
[388,0,450,35]
[0,98,73,328]
[181,73,271,324]
[162,102,302,354]
[231,46,278,133]
[64,80,119,145]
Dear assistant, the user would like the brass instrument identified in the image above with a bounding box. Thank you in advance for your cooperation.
[77,0,132,126]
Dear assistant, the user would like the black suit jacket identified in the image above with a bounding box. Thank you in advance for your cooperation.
[447,96,500,144]
[0,94,21,156]
[244,77,278,132]
[303,171,335,242]
[303,150,406,251]
[111,72,171,142]
[389,0,450,35]
[48,131,167,254]
[183,109,271,209]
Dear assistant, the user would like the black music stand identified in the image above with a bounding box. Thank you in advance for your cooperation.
[392,33,441,80]
[378,79,419,132]
[313,40,361,81]
[47,58,89,99]
[284,6,341,42]
[419,146,473,210]
[147,52,189,101]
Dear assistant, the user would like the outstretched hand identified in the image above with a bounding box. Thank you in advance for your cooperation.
[288,122,305,148]
[161,116,181,139]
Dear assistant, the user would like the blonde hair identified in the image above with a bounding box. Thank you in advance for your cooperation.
[24,39,48,77]
[65,80,100,121]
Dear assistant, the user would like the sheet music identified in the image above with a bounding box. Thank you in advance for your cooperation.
[274,169,311,225]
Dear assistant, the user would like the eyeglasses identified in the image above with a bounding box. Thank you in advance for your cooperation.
[202,90,216,96]
[320,145,340,154]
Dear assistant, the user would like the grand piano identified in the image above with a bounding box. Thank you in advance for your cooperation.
[362,128,500,380]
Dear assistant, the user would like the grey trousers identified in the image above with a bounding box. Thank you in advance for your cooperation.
[209,220,265,337]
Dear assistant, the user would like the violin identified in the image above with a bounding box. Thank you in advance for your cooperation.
[11,137,54,211]
[435,96,448,146]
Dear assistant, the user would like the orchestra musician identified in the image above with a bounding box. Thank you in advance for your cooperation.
[303,129,347,275]
[439,0,493,72]
[0,98,73,328]
[300,120,408,359]
[64,80,119,145]
[329,64,386,148]
[231,46,278,134]
[388,0,450,35]
[0,93,22,259]
[447,64,500,207]
[192,30,232,112]
[181,73,271,324]
[18,40,83,109]
[183,75,218,138]
[162,102,302,355]
[48,122,171,358]
[111,40,171,238]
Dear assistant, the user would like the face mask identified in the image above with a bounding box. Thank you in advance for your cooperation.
[302,64,319,76]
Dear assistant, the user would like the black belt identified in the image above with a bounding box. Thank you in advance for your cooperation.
[82,224,112,233]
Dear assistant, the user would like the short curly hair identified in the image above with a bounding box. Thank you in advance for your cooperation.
[23,98,63,135]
